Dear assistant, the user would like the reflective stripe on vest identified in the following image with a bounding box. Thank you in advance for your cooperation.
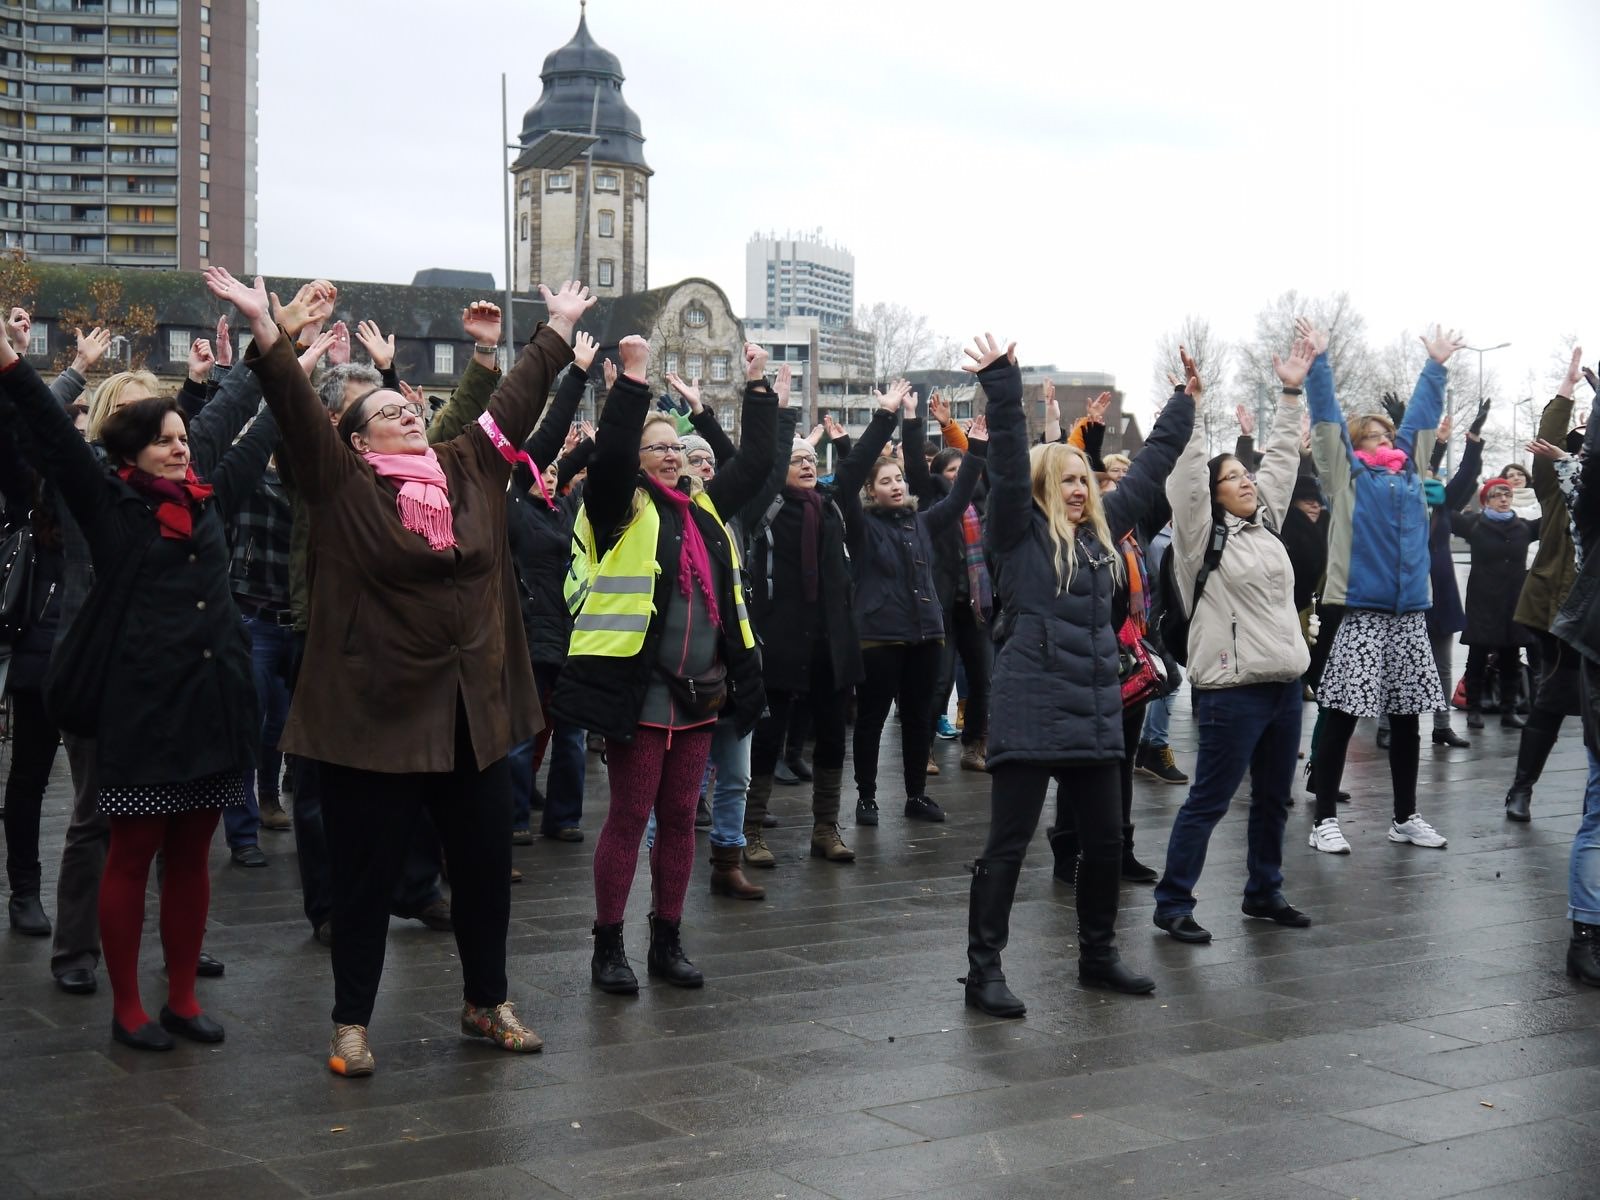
[565,489,755,658]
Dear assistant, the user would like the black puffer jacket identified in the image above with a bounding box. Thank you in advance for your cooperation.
[981,359,1192,768]
[551,372,776,741]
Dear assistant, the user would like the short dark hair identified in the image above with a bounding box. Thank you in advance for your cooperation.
[930,447,963,477]
[99,394,185,466]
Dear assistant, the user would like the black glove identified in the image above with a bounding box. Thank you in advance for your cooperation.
[1380,391,1405,426]
[1469,397,1492,437]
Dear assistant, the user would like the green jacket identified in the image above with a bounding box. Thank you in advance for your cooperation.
[1513,393,1577,634]
[288,358,502,629]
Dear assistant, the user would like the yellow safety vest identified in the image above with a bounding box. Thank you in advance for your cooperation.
[565,489,755,658]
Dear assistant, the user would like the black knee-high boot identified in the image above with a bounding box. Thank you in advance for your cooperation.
[1075,853,1154,994]
[1504,716,1560,822]
[960,859,1026,1017]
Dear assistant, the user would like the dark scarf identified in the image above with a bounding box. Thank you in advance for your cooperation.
[116,464,214,540]
[785,485,823,602]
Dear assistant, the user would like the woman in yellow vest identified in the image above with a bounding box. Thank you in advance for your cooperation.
[553,334,778,995]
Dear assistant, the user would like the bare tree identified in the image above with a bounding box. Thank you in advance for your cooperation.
[853,301,958,382]
[1152,314,1233,453]
[1236,290,1375,421]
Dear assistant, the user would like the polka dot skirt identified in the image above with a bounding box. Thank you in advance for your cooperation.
[100,768,247,819]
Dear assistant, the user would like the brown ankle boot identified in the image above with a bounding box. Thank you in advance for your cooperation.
[710,843,766,899]
[810,822,856,862]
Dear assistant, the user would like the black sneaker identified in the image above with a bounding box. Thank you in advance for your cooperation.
[855,798,879,826]
[904,795,945,822]
[1241,900,1311,927]
[1141,745,1188,785]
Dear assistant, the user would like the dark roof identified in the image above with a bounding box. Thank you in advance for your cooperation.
[518,9,650,172]
[410,268,496,290]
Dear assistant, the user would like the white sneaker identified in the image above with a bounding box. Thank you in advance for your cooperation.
[1308,817,1351,854]
[1389,814,1447,848]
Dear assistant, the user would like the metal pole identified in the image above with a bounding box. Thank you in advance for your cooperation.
[500,74,515,352]
[574,81,600,285]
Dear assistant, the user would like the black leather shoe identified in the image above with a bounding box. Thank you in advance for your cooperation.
[1154,913,1213,943]
[1432,727,1470,747]
[1505,787,1532,823]
[1568,922,1600,986]
[112,1019,174,1051]
[961,974,1026,1018]
[196,951,225,977]
[904,795,945,822]
[159,1006,225,1043]
[230,844,268,868]
[591,922,639,995]
[646,913,704,988]
[8,893,50,936]
[1120,854,1158,884]
[1078,955,1156,994]
[56,968,97,995]
[855,798,879,826]
[1376,727,1391,750]
[1241,900,1311,927]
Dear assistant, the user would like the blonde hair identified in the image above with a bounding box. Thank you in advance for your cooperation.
[1028,441,1122,593]
[1347,412,1395,446]
[629,414,701,518]
[87,370,162,441]
[1103,452,1131,473]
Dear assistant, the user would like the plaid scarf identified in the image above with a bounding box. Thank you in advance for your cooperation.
[960,504,991,622]
[116,465,213,540]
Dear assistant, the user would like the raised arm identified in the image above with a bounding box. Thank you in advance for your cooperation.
[962,335,1027,554]
[1533,347,1584,507]
[582,335,654,547]
[733,370,799,535]
[705,344,777,517]
[0,351,112,532]
[922,429,986,533]
[483,282,589,449]
[1105,346,1197,538]
[1164,388,1211,608]
[525,332,597,469]
[207,406,280,520]
[1443,427,1484,513]
[187,339,267,475]
[1398,326,1463,465]
[1253,338,1314,520]
[428,303,506,443]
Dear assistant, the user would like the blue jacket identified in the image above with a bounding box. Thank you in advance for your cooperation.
[1309,354,1446,613]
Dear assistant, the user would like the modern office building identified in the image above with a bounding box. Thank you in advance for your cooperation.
[0,0,257,273]
[745,231,870,374]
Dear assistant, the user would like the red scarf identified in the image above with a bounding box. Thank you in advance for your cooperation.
[646,476,722,626]
[117,465,214,540]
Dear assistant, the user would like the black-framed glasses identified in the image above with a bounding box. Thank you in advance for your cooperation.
[641,441,686,456]
[352,400,423,434]
[686,452,715,467]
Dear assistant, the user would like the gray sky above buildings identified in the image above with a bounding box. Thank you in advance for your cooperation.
[258,0,1598,420]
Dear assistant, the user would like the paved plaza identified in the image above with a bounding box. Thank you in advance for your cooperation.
[2,682,1598,1200]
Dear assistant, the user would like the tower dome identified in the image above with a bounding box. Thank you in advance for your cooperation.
[519,5,649,171]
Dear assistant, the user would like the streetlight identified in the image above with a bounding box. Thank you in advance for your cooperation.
[1455,341,1509,474]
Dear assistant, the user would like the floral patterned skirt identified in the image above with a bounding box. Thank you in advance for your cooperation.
[1315,609,1446,718]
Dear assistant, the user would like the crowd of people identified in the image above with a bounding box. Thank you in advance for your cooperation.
[1,272,1595,1074]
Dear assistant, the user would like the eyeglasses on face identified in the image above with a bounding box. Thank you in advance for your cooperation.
[686,452,714,466]
[353,400,423,433]
[790,454,818,467]
[1486,488,1512,500]
[1217,469,1255,486]
[641,441,686,457]
[1358,428,1392,444]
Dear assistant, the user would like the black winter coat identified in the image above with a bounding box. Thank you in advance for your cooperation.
[0,356,275,787]
[551,373,776,741]
[980,359,1193,768]
[1452,507,1540,647]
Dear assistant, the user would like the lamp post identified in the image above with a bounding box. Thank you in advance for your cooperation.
[1456,341,1509,474]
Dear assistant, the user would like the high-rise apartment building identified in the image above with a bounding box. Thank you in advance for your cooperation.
[745,232,854,329]
[0,0,257,273]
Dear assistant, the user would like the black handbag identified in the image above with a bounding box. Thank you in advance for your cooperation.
[655,661,729,721]
[0,523,36,642]
[44,532,152,737]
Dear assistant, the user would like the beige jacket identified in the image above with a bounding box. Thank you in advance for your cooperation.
[1166,397,1310,690]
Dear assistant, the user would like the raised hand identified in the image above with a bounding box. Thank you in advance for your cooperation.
[1420,324,1467,365]
[1234,402,1256,437]
[874,378,911,413]
[355,319,395,371]
[1380,390,1406,426]
[271,280,335,341]
[744,341,770,382]
[327,320,351,367]
[571,330,599,372]
[578,419,595,442]
[1273,337,1315,390]
[774,363,792,408]
[1300,410,1312,453]
[969,412,989,442]
[665,371,703,412]
[1469,396,1492,437]
[203,268,276,348]
[824,413,846,439]
[1527,438,1570,462]
[537,280,596,342]
[1041,378,1059,419]
[602,357,618,390]
[1294,317,1329,357]
[214,313,232,367]
[1436,413,1453,443]
[398,380,429,413]
[960,332,1017,374]
[297,328,337,377]
[928,390,951,426]
[561,422,582,457]
[71,325,112,373]
[1086,390,1112,425]
[1560,345,1584,397]
[462,301,502,348]
[806,422,826,447]
[900,381,919,418]
[1179,345,1202,397]
[188,337,215,383]
[618,334,650,382]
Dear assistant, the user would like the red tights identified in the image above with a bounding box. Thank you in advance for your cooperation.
[99,808,220,1031]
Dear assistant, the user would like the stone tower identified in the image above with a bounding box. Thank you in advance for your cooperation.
[512,5,650,298]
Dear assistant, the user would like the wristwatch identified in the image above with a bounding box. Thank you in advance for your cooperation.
[474,343,499,355]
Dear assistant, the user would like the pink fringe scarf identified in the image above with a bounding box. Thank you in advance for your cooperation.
[362,448,457,551]
[646,476,721,626]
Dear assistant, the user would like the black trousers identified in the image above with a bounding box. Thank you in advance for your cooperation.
[319,703,512,1027]
[853,640,943,801]
[752,640,847,777]
[3,688,62,895]
[933,602,991,744]
[1465,643,1523,710]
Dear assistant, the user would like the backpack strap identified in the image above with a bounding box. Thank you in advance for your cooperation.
[1190,521,1229,612]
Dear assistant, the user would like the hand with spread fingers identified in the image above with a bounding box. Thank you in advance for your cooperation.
[960,332,1017,374]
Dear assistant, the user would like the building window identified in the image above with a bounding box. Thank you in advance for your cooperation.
[710,355,730,383]
[200,64,209,82]
[519,213,528,241]
[27,325,47,358]
[683,304,708,330]
[198,239,208,257]
[594,171,619,192]
[665,352,678,377]
[545,171,571,192]
[434,344,454,375]
[597,259,614,288]
[200,123,209,142]
[199,152,209,169]
[598,209,614,238]
[199,181,208,199]
[633,178,644,197]
[519,176,531,197]
[198,210,208,228]
[200,4,211,20]
[167,329,189,363]
[199,93,209,112]
[199,35,209,52]
[686,354,703,380]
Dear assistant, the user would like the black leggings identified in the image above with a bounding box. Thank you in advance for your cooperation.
[753,640,848,777]
[1314,709,1418,824]
[3,688,63,895]
[854,641,943,801]
[319,702,512,1027]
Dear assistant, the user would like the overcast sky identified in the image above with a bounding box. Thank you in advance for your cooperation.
[258,0,1597,421]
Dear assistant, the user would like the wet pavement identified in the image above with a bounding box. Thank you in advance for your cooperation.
[2,678,1597,1199]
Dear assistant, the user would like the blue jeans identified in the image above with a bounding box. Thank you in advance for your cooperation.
[529,662,587,836]
[228,615,296,848]
[1154,680,1301,919]
[1569,749,1600,923]
[1141,688,1174,749]
[647,720,749,849]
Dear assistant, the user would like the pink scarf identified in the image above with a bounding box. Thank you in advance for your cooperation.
[1355,446,1409,473]
[646,476,721,626]
[363,448,457,551]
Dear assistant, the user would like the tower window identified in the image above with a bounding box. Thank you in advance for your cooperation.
[519,177,531,196]
[546,171,571,192]
[598,210,614,238]
[597,259,615,288]
[519,213,528,241]
[594,171,619,193]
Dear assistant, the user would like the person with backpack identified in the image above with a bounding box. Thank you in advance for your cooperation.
[1151,338,1316,942]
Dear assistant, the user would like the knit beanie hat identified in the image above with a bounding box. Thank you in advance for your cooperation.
[1291,475,1323,505]
[680,433,714,463]
[792,436,817,456]
[1479,477,1511,505]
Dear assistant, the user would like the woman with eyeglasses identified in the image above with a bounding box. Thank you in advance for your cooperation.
[208,267,590,1076]
[1150,339,1317,943]
[555,336,776,996]
[1453,475,1541,731]
[1305,320,1466,855]
[960,334,1191,1019]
